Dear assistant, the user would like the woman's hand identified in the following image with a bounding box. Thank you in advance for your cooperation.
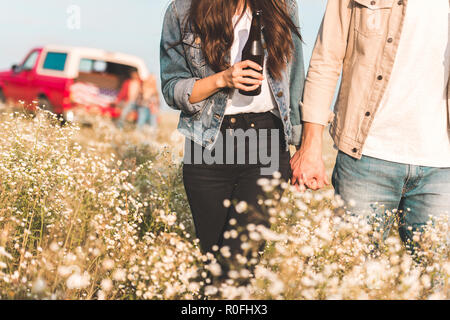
[217,60,264,92]
[189,60,264,104]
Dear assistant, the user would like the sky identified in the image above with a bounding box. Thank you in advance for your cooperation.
[0,0,327,107]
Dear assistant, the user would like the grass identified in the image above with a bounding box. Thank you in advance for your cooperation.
[0,107,447,300]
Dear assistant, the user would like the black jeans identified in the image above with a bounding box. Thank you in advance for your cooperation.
[183,112,291,258]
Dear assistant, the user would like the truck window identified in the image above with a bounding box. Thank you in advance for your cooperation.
[22,51,39,71]
[79,59,94,73]
[79,59,107,73]
[43,52,68,71]
[77,58,136,91]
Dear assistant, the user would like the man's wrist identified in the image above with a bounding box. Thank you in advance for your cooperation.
[302,123,324,145]
[296,122,324,155]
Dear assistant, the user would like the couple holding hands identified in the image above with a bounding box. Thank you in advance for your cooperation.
[160,0,450,268]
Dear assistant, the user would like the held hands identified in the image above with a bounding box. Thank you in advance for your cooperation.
[217,60,264,92]
[290,146,330,192]
[290,123,330,192]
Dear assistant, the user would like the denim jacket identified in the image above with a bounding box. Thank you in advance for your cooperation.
[160,0,305,150]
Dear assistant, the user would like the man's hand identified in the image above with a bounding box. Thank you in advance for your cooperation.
[290,123,330,191]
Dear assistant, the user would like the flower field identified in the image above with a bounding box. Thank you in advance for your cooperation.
[0,108,448,300]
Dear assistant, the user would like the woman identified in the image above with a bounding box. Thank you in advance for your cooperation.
[160,0,305,272]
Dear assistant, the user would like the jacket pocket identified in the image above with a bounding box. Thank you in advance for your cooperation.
[353,0,394,37]
[182,32,207,74]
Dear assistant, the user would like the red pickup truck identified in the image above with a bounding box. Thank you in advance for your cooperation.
[0,45,149,121]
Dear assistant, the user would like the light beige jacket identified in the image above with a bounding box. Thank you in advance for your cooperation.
[302,0,450,159]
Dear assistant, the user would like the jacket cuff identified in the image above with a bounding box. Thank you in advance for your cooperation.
[301,103,334,126]
[290,124,303,147]
[174,78,205,115]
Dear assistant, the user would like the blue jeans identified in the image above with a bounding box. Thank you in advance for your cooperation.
[118,102,156,130]
[136,107,157,129]
[332,151,450,244]
[118,102,137,129]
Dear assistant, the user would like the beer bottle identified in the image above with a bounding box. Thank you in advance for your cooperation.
[239,10,264,96]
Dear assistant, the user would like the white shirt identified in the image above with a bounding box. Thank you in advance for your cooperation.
[225,11,278,116]
[363,0,450,167]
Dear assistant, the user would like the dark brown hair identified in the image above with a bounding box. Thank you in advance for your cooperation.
[187,0,302,80]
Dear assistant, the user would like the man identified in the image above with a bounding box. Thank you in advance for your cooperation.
[117,70,144,129]
[291,0,450,244]
[141,74,160,129]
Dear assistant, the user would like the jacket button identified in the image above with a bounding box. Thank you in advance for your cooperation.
[377,75,383,80]
[365,111,371,117]
[352,148,358,153]
[371,1,376,5]
[250,123,255,128]
[398,0,403,5]
[230,117,237,124]
[387,37,393,43]
[277,91,284,98]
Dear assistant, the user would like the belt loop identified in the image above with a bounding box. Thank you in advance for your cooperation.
[221,116,229,130]
[243,113,250,129]
[240,113,245,128]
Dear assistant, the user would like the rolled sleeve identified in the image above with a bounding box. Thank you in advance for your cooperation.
[174,77,205,115]
[301,0,351,126]
[302,84,336,126]
[160,3,206,116]
[290,124,303,147]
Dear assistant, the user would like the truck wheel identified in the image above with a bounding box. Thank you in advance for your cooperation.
[0,88,5,104]
[38,96,53,113]
[38,96,65,125]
